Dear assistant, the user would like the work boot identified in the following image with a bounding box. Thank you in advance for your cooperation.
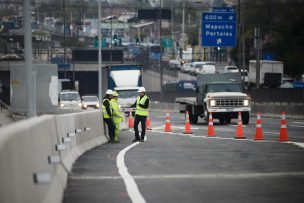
[132,138,140,142]
[139,139,144,142]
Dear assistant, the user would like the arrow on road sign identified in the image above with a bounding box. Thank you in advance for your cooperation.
[217,38,222,45]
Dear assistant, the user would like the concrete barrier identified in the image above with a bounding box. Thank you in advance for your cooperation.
[0,110,107,203]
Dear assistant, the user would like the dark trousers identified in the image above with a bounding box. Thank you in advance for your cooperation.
[104,118,116,140]
[134,115,147,140]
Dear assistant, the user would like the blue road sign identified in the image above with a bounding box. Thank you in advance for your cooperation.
[202,12,237,47]
[213,7,235,12]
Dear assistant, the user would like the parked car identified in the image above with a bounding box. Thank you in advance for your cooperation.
[190,61,216,75]
[81,95,100,109]
[180,62,192,73]
[0,54,24,61]
[169,59,182,70]
[224,66,238,73]
[59,90,81,109]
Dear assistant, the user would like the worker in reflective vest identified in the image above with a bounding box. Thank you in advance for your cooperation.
[111,91,123,143]
[102,89,116,143]
[130,87,149,142]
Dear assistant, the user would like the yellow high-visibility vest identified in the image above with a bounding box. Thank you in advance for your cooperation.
[102,98,112,118]
[135,95,149,116]
[111,99,123,122]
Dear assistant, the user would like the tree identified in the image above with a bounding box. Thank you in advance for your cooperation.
[231,0,304,77]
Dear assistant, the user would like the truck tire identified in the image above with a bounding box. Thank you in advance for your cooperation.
[192,113,198,124]
[242,112,250,125]
[192,106,199,124]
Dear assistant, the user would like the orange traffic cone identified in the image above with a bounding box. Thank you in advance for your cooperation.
[183,111,192,134]
[146,115,152,130]
[278,112,289,142]
[128,111,133,128]
[208,112,215,137]
[254,112,264,140]
[164,112,172,132]
[235,112,245,139]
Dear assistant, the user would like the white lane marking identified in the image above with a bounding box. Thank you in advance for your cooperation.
[151,128,278,143]
[71,171,304,180]
[264,131,280,135]
[152,125,199,130]
[293,142,304,149]
[229,125,247,127]
[116,137,146,203]
[290,125,304,128]
[291,122,304,124]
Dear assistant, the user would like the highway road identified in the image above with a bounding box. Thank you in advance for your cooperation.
[63,112,304,203]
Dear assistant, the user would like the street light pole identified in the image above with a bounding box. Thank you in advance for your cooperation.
[159,0,163,102]
[24,0,35,118]
[63,0,66,79]
[98,0,102,105]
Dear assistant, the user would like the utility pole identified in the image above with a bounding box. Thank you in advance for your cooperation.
[241,0,246,72]
[159,0,163,102]
[181,2,185,50]
[98,0,102,105]
[63,0,66,79]
[255,25,261,88]
[24,0,35,117]
[171,5,174,58]
[237,0,242,72]
[238,0,245,89]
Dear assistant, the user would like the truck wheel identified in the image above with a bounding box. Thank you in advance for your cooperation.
[187,106,194,124]
[192,113,198,124]
[242,112,250,125]
[204,112,209,125]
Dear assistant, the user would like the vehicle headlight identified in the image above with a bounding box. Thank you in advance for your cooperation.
[96,103,100,108]
[210,99,216,107]
[78,103,82,107]
[243,99,250,106]
[60,103,64,107]
[83,104,87,108]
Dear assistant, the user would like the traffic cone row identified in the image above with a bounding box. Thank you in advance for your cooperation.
[183,111,192,134]
[235,112,245,139]
[254,112,264,140]
[208,112,215,137]
[137,111,290,142]
[278,112,289,142]
[164,112,172,132]
[146,115,152,130]
[128,111,133,128]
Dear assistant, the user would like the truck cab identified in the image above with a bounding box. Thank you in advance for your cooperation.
[106,64,142,114]
[200,83,250,124]
[176,73,251,125]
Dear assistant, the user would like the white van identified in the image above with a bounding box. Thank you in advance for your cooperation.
[224,66,239,73]
[59,90,81,109]
[169,60,182,70]
[191,61,216,75]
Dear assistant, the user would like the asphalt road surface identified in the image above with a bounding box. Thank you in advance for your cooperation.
[63,112,304,203]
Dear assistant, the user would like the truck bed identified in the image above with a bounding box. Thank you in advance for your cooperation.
[175,97,197,105]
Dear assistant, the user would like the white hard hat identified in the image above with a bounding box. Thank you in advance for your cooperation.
[137,87,146,93]
[106,89,113,95]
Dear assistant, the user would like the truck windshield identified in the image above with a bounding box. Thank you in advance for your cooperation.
[117,90,138,98]
[206,84,242,92]
[60,93,80,101]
